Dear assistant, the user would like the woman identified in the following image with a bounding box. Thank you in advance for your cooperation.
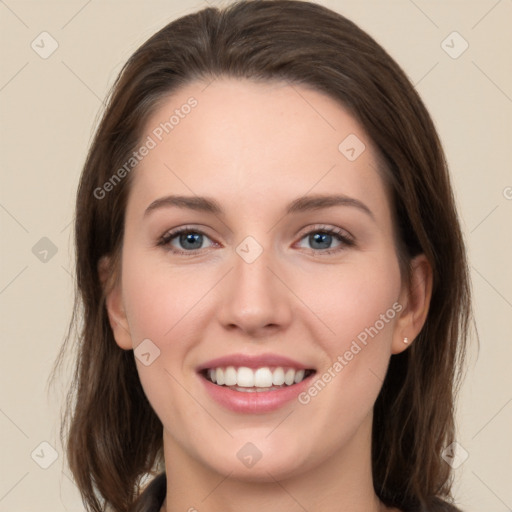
[52,1,471,511]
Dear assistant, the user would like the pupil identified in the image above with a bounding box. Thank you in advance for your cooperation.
[180,232,202,249]
[310,232,331,249]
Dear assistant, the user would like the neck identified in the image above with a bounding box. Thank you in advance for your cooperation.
[160,413,392,512]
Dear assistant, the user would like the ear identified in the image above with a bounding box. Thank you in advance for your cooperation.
[98,255,133,350]
[391,254,433,354]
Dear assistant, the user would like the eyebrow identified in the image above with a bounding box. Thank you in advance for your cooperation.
[144,193,374,220]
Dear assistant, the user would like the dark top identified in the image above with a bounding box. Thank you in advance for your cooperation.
[129,472,166,512]
[128,472,463,512]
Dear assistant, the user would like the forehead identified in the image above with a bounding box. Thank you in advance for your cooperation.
[128,77,389,219]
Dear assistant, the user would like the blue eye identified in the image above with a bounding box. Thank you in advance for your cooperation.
[175,232,204,250]
[296,226,355,255]
[308,232,336,250]
[157,225,354,256]
[158,228,214,254]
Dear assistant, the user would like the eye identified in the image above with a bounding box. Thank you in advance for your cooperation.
[157,226,217,254]
[157,224,355,256]
[295,225,355,255]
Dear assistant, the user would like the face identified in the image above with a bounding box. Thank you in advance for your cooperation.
[105,77,424,483]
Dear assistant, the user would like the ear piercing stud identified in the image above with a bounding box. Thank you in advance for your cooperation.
[403,337,409,344]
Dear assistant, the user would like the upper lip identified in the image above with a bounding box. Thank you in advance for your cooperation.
[196,353,315,372]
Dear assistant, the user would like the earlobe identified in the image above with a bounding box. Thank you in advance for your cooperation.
[391,254,433,354]
[98,255,133,350]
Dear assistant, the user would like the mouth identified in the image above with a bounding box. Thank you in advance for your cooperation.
[196,353,317,413]
[199,366,316,392]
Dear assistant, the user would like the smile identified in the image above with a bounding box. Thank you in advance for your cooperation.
[196,353,317,412]
[202,366,315,391]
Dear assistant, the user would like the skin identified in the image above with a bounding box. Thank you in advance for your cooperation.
[103,78,432,512]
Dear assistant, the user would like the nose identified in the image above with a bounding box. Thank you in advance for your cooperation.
[216,240,293,338]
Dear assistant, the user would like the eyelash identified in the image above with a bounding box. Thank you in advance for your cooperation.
[157,224,355,256]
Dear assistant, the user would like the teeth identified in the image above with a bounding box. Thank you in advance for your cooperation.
[254,368,273,387]
[237,367,255,387]
[294,369,305,384]
[284,368,295,385]
[272,367,285,386]
[224,366,237,386]
[205,366,311,387]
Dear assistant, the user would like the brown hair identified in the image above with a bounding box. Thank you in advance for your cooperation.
[50,1,472,511]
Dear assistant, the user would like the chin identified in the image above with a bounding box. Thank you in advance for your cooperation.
[198,435,315,482]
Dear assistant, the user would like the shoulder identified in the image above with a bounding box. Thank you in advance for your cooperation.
[422,499,464,512]
[389,498,464,512]
[409,499,464,512]
[128,473,166,512]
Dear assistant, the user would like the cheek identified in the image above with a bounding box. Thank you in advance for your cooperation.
[312,251,401,349]
[121,270,205,437]
[296,254,402,423]
[121,251,207,342]
[119,242,234,411]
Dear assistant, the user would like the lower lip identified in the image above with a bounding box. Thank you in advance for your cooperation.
[198,372,315,413]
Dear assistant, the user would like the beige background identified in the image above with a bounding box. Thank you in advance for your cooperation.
[1,0,511,510]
